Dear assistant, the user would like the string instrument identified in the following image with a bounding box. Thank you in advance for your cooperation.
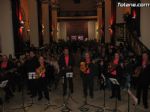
[80,62,89,74]
[133,66,142,77]
[108,62,118,73]
[36,66,46,79]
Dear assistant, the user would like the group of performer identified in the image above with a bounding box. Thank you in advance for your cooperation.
[0,42,150,110]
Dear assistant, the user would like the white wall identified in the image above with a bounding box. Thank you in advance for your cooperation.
[27,0,39,47]
[140,0,150,49]
[0,0,15,56]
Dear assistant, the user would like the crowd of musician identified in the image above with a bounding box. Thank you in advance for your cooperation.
[0,41,150,109]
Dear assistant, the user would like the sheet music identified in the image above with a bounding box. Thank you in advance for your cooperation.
[109,78,120,85]
[101,74,106,86]
[28,72,36,79]
[66,72,73,78]
[101,74,106,82]
[0,80,8,88]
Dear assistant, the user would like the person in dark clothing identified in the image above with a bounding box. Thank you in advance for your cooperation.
[46,59,55,90]
[0,55,14,101]
[36,56,49,101]
[59,48,74,96]
[14,60,25,92]
[98,59,107,89]
[80,52,95,99]
[108,53,122,101]
[136,52,150,109]
[25,51,39,98]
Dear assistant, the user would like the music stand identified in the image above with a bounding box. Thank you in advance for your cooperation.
[96,75,113,112]
[27,72,39,106]
[109,78,120,112]
[0,80,8,112]
[65,72,78,104]
[9,74,36,112]
[55,72,75,112]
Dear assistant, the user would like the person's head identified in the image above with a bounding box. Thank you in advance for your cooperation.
[39,56,45,65]
[85,52,90,58]
[9,54,13,59]
[17,61,21,67]
[30,51,35,58]
[25,52,30,59]
[124,59,128,65]
[100,59,104,66]
[114,53,120,60]
[2,55,8,62]
[142,52,149,62]
[64,48,69,55]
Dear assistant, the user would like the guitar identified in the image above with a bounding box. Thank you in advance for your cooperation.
[80,61,89,74]
[36,66,46,78]
[133,66,142,77]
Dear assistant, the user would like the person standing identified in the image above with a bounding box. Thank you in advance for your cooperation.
[136,52,150,109]
[25,51,39,98]
[0,55,14,101]
[36,56,49,101]
[59,48,74,96]
[80,52,94,99]
[108,53,122,100]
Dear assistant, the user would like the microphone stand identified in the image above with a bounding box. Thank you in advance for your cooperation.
[109,78,120,112]
[96,76,113,112]
[54,74,73,112]
[127,83,130,112]
[128,90,130,112]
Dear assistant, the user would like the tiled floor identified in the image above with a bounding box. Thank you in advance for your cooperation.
[1,67,150,112]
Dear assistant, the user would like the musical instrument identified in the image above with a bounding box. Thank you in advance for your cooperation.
[108,62,118,73]
[133,66,142,77]
[80,62,87,73]
[36,66,46,78]
[80,61,90,75]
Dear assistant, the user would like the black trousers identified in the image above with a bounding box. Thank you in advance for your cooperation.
[1,75,14,100]
[111,83,121,99]
[29,79,38,97]
[136,84,149,107]
[3,85,14,100]
[37,78,49,100]
[63,77,73,96]
[82,75,94,98]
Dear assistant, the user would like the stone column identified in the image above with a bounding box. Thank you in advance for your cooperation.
[51,0,58,41]
[42,3,50,44]
[105,0,111,43]
[97,1,102,41]
[27,0,39,47]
